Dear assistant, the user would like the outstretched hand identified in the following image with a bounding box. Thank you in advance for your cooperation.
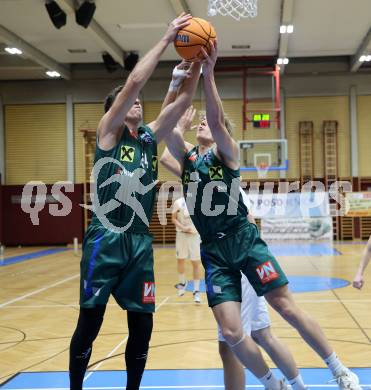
[164,13,192,44]
[200,39,218,78]
[169,60,192,91]
[177,106,197,134]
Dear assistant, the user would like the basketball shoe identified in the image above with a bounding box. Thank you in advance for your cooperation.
[334,369,362,390]
[174,281,187,297]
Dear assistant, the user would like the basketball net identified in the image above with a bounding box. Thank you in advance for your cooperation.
[256,162,269,179]
[208,0,258,20]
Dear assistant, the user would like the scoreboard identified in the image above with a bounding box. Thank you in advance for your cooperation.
[252,113,270,128]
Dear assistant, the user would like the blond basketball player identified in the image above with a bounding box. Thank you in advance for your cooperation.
[353,235,371,289]
[160,40,361,390]
[172,196,202,303]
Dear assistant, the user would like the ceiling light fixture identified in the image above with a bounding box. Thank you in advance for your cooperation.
[5,47,23,55]
[280,24,294,34]
[46,70,61,78]
[359,54,371,62]
[45,0,67,29]
[277,58,289,65]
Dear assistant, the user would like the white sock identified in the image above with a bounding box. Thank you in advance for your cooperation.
[258,370,281,390]
[289,374,306,390]
[193,279,200,291]
[324,352,347,376]
[178,274,186,284]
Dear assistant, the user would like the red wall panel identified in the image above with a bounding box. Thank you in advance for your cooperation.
[2,184,84,246]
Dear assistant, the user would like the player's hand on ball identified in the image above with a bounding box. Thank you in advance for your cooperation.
[200,40,218,77]
[169,60,192,91]
[164,13,192,43]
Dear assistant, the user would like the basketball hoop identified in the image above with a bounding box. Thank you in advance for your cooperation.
[256,162,269,179]
[208,0,258,20]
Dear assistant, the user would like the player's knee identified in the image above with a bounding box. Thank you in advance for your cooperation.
[251,327,273,349]
[220,326,244,345]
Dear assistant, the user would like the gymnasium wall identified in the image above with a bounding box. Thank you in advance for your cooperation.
[0,179,2,244]
[1,69,371,185]
[5,104,67,185]
[285,96,351,179]
[357,96,371,178]
[1,184,84,245]
[73,103,103,183]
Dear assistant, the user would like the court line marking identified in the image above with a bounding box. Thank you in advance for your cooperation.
[0,274,79,309]
[83,296,170,383]
[3,298,371,309]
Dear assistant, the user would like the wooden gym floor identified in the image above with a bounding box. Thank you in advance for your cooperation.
[0,242,370,387]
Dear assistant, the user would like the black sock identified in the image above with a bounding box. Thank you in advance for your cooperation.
[69,305,106,390]
[125,311,153,390]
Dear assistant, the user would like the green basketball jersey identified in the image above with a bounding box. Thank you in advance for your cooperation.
[91,125,158,233]
[182,146,248,241]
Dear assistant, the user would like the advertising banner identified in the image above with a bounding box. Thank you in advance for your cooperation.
[345,192,371,217]
[261,217,333,241]
[243,192,330,219]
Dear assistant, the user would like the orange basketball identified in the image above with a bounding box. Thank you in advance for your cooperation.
[174,17,217,62]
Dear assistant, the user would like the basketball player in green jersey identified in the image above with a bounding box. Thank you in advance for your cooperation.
[69,13,202,390]
[160,41,361,390]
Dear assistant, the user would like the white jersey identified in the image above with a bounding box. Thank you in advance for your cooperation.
[173,197,198,234]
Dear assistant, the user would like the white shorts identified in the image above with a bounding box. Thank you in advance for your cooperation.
[176,231,201,260]
[218,274,271,342]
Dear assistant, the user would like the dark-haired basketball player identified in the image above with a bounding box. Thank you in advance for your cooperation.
[68,13,202,390]
[160,40,361,390]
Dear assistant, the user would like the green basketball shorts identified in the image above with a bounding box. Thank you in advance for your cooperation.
[200,222,288,307]
[79,223,155,313]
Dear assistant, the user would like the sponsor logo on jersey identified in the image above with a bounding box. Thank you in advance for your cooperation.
[188,152,197,162]
[183,170,191,185]
[203,150,213,162]
[256,261,279,284]
[152,156,158,172]
[120,145,135,162]
[209,166,223,180]
[142,281,155,303]
[140,131,153,144]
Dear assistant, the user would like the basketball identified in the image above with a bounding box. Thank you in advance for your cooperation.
[174,17,217,61]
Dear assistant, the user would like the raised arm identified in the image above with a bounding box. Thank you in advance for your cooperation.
[161,61,192,112]
[160,106,196,177]
[201,41,239,169]
[353,236,371,289]
[98,13,192,150]
[149,62,201,143]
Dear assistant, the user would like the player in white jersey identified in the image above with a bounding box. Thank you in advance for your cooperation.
[172,196,202,303]
[217,190,308,390]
